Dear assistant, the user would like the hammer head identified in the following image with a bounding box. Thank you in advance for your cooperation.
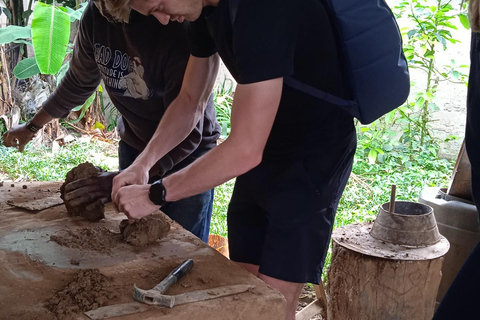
[133,284,175,307]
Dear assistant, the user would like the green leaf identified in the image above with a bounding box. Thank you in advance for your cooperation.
[2,7,12,21]
[31,2,71,75]
[415,97,425,108]
[0,25,32,44]
[93,122,105,130]
[407,29,417,38]
[423,49,435,59]
[56,61,70,86]
[72,92,95,112]
[13,39,32,46]
[459,14,470,29]
[368,149,377,164]
[384,109,396,124]
[22,9,33,20]
[13,57,40,79]
[68,4,87,22]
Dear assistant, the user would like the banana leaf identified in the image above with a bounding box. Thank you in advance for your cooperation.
[13,57,40,79]
[0,25,31,44]
[31,2,70,75]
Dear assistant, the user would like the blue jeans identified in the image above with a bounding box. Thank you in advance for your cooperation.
[118,140,214,243]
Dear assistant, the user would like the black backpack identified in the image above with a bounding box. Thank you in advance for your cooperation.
[229,0,410,124]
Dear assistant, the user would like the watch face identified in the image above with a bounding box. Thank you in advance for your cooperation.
[149,181,166,205]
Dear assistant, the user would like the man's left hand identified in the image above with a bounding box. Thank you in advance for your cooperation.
[114,184,160,221]
[63,171,118,208]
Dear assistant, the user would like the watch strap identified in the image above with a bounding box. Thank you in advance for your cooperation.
[149,179,168,206]
[26,119,43,133]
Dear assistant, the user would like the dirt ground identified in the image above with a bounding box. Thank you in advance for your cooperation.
[297,285,324,320]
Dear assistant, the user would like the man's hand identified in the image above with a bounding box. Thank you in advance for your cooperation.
[63,171,118,209]
[2,124,36,152]
[111,164,149,206]
[114,184,160,221]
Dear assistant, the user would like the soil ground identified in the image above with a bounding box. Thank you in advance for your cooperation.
[297,285,324,320]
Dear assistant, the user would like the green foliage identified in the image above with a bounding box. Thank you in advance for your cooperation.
[4,2,87,80]
[211,179,235,238]
[12,57,40,79]
[393,0,469,146]
[31,2,71,75]
[213,78,234,139]
[0,120,6,136]
[0,25,32,44]
[0,142,117,181]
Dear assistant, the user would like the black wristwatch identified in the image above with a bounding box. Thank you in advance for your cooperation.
[26,119,43,133]
[149,179,168,206]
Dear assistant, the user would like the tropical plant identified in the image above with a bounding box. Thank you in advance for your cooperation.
[0,2,87,80]
[358,0,469,165]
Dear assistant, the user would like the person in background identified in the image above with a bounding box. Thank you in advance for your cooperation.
[1,1,221,243]
[101,0,357,319]
[433,0,480,318]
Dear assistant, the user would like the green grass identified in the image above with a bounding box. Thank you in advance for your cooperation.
[0,141,118,181]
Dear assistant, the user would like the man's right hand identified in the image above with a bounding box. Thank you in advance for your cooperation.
[111,164,149,207]
[2,124,36,152]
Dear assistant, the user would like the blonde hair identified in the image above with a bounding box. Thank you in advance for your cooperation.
[470,0,480,32]
[93,0,131,23]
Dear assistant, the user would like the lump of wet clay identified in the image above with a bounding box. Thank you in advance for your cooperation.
[119,213,171,247]
[60,162,105,222]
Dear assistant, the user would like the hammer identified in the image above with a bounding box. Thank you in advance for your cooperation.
[133,259,194,307]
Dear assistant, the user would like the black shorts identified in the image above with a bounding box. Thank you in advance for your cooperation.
[227,135,356,284]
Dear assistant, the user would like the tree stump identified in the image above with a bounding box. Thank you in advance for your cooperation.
[327,221,449,320]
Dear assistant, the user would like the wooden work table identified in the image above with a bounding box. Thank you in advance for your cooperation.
[0,181,285,320]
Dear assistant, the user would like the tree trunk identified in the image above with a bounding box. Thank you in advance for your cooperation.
[327,242,443,320]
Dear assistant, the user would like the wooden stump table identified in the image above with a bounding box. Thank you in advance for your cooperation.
[0,181,285,320]
[327,221,449,320]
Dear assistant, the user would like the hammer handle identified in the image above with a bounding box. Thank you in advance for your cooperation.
[153,259,194,293]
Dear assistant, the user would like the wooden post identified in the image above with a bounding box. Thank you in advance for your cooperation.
[327,228,446,320]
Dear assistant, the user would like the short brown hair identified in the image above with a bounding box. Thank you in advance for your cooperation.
[470,0,480,32]
[93,0,131,23]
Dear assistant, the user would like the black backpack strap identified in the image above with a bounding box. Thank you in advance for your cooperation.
[229,0,240,26]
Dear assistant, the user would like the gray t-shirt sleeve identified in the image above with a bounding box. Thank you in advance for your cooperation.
[42,4,101,119]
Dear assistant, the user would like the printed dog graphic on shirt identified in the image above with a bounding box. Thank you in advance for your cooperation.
[118,57,149,99]
[94,44,153,100]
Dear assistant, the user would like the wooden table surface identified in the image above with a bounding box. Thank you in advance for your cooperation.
[0,181,285,320]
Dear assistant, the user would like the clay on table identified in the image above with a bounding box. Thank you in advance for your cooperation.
[60,162,105,221]
[46,269,117,316]
[120,212,171,247]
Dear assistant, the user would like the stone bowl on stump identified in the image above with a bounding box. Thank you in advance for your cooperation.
[327,201,449,320]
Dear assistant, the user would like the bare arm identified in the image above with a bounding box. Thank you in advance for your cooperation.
[111,54,220,200]
[114,78,283,219]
